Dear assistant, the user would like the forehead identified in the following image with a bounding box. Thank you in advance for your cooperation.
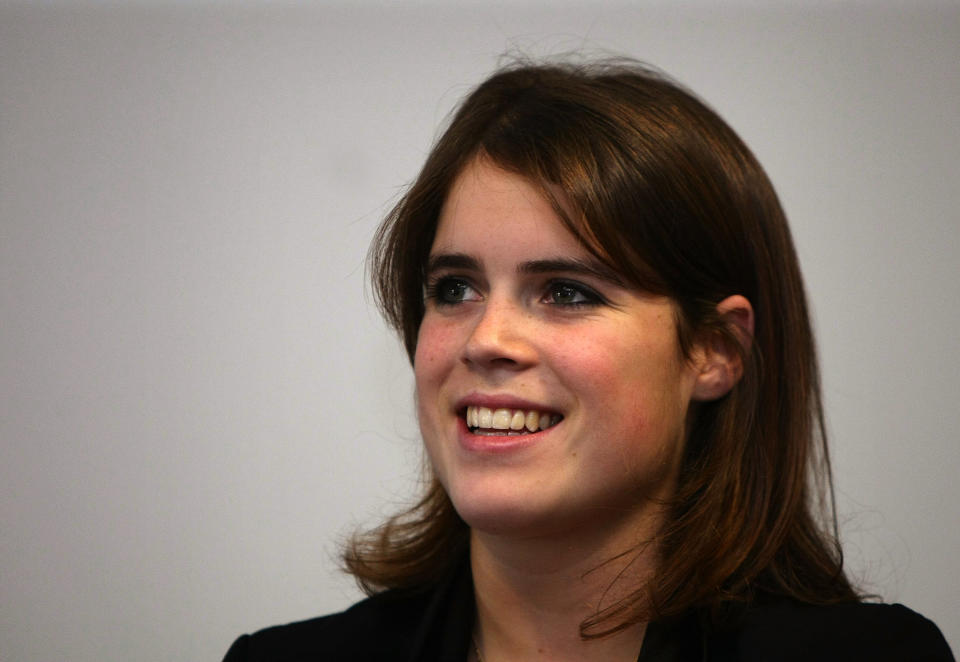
[432,158,588,260]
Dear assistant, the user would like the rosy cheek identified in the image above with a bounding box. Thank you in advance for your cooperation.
[547,333,619,383]
[414,321,457,375]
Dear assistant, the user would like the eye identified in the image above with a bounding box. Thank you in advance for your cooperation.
[543,280,603,307]
[425,276,481,306]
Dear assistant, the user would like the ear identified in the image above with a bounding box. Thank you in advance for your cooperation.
[691,295,754,402]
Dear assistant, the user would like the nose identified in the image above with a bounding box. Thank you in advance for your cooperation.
[462,297,538,371]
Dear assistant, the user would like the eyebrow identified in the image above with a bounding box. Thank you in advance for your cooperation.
[425,253,481,275]
[518,257,626,286]
[425,252,626,287]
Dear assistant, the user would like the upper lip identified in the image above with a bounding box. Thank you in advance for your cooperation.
[453,393,560,414]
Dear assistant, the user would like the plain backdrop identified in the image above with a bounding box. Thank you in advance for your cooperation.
[1,2,958,660]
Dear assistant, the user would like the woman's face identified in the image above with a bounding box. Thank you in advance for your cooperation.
[414,157,703,539]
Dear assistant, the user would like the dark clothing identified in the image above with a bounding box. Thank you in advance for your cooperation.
[223,566,954,661]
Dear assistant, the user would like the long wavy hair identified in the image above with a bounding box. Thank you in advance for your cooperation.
[345,58,858,637]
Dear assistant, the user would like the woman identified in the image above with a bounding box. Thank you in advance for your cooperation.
[224,59,953,661]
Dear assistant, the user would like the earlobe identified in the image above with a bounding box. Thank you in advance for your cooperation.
[691,295,754,402]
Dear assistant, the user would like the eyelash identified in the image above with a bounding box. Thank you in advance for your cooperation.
[424,276,605,309]
[543,280,604,307]
[424,276,479,306]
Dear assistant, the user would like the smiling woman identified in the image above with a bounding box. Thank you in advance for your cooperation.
[417,157,707,543]
[222,60,954,662]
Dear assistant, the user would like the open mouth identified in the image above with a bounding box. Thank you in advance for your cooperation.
[464,406,562,436]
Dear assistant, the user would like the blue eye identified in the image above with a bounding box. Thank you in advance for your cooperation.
[544,281,602,307]
[426,277,479,305]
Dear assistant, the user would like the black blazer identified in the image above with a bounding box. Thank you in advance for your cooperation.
[223,566,954,661]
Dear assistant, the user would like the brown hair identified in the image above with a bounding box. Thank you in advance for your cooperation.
[346,58,858,635]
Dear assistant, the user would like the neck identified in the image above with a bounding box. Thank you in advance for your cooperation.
[470,511,660,662]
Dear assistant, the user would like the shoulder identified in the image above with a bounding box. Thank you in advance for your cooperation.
[719,600,954,661]
[221,589,434,662]
[222,560,475,662]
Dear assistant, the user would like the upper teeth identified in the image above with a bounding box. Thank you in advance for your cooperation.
[465,406,561,432]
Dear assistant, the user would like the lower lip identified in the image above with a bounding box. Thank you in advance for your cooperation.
[456,416,553,454]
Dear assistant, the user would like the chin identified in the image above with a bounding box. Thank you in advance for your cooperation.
[447,482,557,536]
[458,507,542,536]
[451,488,611,542]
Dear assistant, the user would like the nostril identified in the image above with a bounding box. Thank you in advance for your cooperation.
[461,353,522,369]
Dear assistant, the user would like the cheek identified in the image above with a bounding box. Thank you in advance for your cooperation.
[413,319,453,380]
[547,329,648,390]
[551,327,687,425]
[413,323,450,471]
[413,317,463,425]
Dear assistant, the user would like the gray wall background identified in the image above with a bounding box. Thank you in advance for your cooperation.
[2,2,958,660]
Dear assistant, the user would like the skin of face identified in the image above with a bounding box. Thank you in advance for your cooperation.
[414,157,705,542]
